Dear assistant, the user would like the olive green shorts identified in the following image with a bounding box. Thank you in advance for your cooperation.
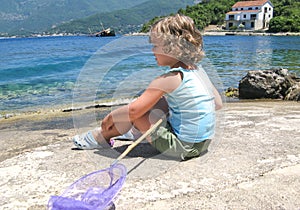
[150,122,211,161]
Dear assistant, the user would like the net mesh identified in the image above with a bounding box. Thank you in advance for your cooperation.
[48,163,127,210]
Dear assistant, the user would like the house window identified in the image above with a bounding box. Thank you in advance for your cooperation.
[269,7,271,11]
[243,14,246,18]
[269,14,271,18]
[249,7,252,10]
[264,7,267,12]
[229,15,234,20]
[241,8,244,10]
[242,22,246,26]
[229,22,233,28]
[255,7,259,10]
[251,22,255,28]
[250,14,257,20]
[235,8,238,11]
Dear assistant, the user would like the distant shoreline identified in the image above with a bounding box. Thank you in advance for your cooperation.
[1,31,300,39]
[203,31,300,36]
[124,30,300,37]
[125,31,300,37]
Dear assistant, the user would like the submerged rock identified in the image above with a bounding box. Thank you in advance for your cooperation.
[225,87,239,98]
[238,68,300,101]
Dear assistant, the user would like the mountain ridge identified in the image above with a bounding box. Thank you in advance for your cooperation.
[0,0,149,35]
[48,0,195,35]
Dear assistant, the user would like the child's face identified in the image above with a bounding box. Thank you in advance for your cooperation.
[152,44,178,68]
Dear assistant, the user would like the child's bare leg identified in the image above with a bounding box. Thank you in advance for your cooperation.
[94,96,168,142]
[73,97,168,149]
[92,121,133,144]
[132,97,168,141]
[73,118,132,149]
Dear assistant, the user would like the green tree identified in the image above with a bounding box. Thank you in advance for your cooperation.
[269,0,299,32]
[140,16,166,33]
[141,0,300,33]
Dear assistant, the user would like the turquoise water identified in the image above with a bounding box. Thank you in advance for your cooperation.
[0,35,299,112]
[205,35,300,86]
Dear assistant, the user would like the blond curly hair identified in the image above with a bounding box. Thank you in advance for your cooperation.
[150,14,204,65]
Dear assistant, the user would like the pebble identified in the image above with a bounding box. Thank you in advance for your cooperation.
[5,113,14,119]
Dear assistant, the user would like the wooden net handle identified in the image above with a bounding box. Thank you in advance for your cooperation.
[111,118,163,166]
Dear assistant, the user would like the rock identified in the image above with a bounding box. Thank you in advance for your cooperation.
[285,83,300,101]
[238,68,300,100]
[62,107,83,112]
[225,87,239,98]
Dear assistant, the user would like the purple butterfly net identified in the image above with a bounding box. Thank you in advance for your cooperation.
[48,163,127,210]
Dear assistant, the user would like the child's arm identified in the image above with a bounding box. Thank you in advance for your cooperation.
[101,86,164,132]
[212,85,223,110]
[101,72,181,132]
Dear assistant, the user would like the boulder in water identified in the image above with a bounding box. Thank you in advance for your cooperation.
[238,68,300,101]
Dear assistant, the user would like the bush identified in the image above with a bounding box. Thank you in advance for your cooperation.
[229,25,238,30]
[269,16,300,32]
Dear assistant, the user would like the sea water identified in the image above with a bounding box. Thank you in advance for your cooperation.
[0,35,299,112]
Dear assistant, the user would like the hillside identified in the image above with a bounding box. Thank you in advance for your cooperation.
[48,0,195,35]
[268,0,300,32]
[141,0,300,33]
[0,0,149,36]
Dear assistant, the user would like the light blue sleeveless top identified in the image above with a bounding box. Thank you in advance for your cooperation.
[165,67,215,143]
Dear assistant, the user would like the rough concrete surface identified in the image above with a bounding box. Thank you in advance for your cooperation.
[0,101,299,210]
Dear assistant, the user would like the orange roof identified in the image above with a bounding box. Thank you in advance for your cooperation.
[232,0,269,8]
[226,9,260,15]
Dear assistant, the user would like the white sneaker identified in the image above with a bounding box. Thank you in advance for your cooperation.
[113,127,142,140]
[73,130,114,150]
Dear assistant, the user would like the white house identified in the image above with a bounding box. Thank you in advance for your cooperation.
[225,0,273,30]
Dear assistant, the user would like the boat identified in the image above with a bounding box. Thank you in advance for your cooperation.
[94,28,115,37]
[90,22,116,37]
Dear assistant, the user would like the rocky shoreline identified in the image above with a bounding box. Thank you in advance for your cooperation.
[124,29,300,37]
[225,68,300,101]
[0,100,299,209]
[203,31,300,36]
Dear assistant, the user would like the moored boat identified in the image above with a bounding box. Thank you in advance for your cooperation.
[94,28,115,37]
